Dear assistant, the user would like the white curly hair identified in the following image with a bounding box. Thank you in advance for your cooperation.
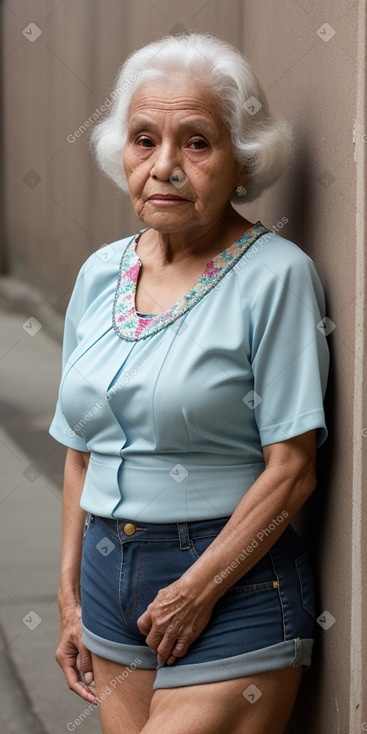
[90,31,295,203]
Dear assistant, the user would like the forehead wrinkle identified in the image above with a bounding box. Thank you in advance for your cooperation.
[127,115,217,136]
[129,93,217,116]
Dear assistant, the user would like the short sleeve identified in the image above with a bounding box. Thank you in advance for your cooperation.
[48,261,90,452]
[249,251,329,449]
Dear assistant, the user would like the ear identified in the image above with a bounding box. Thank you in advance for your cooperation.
[236,168,247,187]
[236,159,247,176]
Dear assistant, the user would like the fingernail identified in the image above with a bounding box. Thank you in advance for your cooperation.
[84,672,93,684]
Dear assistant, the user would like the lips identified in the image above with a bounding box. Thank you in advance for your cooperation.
[147,194,189,201]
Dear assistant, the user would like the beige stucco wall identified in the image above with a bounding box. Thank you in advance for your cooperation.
[240,3,367,730]
[1,1,366,731]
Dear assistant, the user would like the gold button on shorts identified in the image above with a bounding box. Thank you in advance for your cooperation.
[123,522,136,536]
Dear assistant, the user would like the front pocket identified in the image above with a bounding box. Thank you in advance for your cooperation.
[296,553,316,618]
[82,512,91,542]
[199,543,278,591]
[189,533,221,561]
[228,580,278,593]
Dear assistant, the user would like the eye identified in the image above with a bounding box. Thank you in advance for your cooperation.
[135,136,155,147]
[187,138,208,150]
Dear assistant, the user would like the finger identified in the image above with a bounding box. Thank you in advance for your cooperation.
[157,635,190,664]
[156,635,181,664]
[70,679,98,703]
[76,668,97,695]
[76,667,94,687]
[64,664,97,703]
[136,610,151,634]
[170,641,188,657]
[145,628,165,655]
[76,648,94,684]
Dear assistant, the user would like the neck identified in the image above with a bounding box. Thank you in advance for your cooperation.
[148,207,251,266]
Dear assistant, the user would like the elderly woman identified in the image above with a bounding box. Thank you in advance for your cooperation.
[50,32,329,734]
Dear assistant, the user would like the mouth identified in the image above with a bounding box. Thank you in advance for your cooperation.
[146,194,190,202]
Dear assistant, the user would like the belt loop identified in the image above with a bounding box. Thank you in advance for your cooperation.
[177,522,191,550]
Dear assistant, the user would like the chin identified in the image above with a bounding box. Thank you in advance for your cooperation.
[138,211,199,233]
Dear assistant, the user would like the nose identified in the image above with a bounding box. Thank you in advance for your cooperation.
[149,141,181,181]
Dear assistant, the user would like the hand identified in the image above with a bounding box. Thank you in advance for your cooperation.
[55,603,96,703]
[136,578,214,665]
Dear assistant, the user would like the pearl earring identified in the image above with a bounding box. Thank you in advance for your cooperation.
[236,186,246,197]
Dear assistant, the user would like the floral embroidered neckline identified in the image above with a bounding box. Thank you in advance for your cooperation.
[112,220,271,341]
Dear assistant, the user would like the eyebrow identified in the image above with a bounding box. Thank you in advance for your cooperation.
[127,117,216,136]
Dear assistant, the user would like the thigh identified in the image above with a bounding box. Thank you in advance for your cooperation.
[91,653,156,734]
[142,667,303,734]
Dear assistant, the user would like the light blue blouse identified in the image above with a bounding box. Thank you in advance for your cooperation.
[49,221,329,522]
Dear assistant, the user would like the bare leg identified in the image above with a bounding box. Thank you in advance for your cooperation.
[91,653,156,734]
[141,666,303,734]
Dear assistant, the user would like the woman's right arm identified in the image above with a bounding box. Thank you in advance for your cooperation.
[55,448,97,703]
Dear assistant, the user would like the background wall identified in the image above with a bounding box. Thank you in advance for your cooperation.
[1,1,366,732]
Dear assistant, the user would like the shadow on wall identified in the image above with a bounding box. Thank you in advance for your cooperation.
[285,130,315,245]
[286,255,335,732]
[280,130,336,732]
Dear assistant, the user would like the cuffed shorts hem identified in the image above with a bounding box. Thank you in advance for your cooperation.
[81,621,157,668]
[154,638,314,689]
[82,621,313,689]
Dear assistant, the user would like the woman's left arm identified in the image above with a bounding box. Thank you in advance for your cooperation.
[137,429,317,665]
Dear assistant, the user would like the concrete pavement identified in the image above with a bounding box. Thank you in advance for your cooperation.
[0,276,102,734]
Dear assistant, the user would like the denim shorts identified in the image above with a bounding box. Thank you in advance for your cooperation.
[80,514,316,689]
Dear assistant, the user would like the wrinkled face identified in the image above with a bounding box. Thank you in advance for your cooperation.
[123,78,245,234]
